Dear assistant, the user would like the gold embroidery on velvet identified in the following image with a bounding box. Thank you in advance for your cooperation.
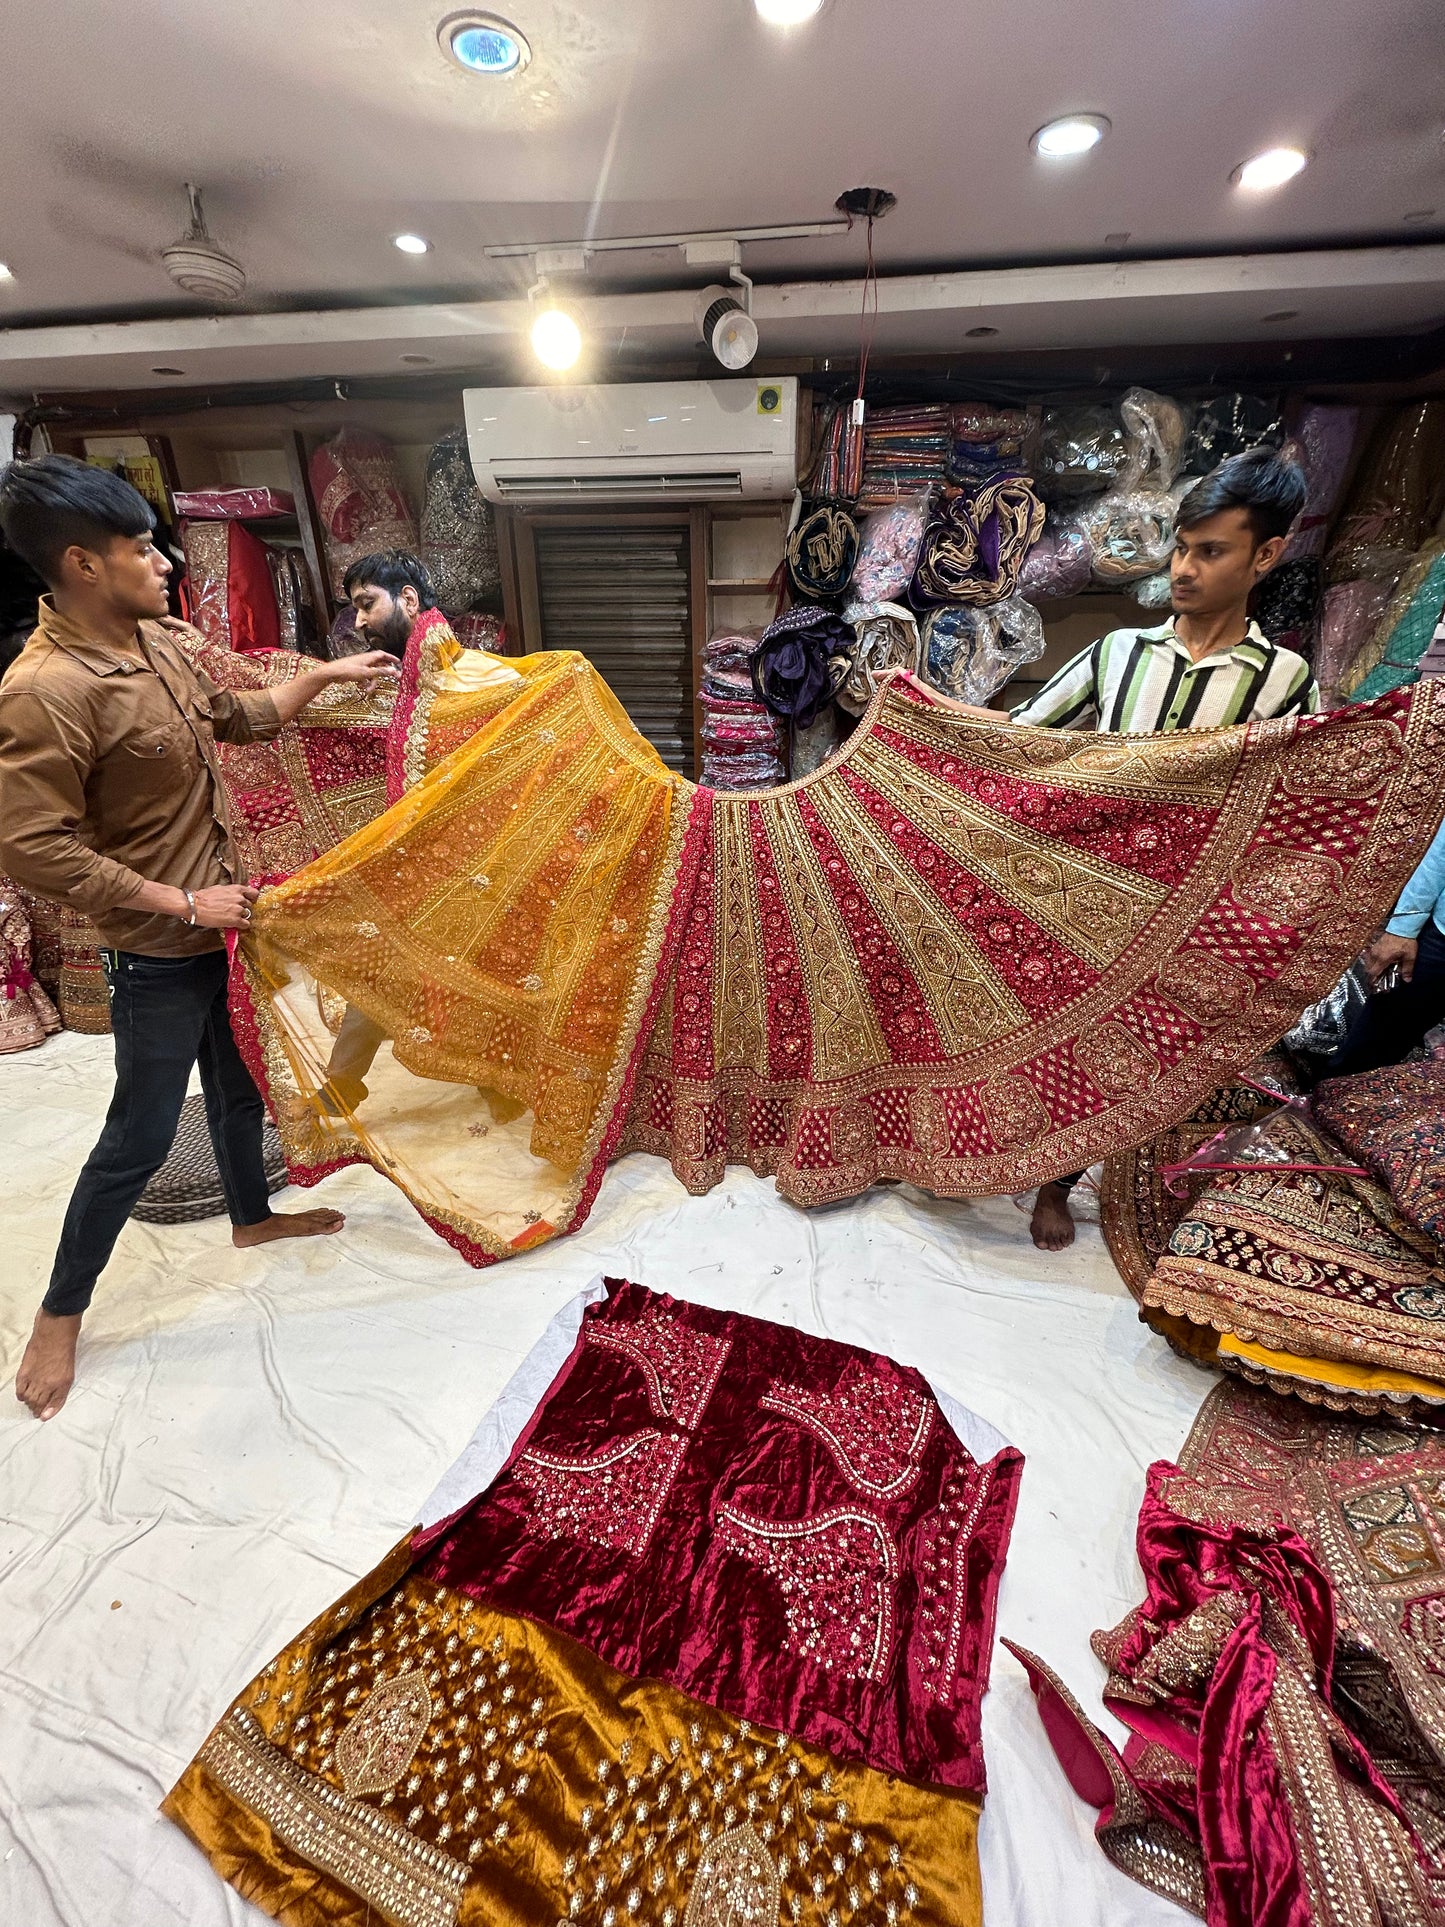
[336,1668,435,1797]
[682,1821,780,1927]
[759,793,887,1082]
[1282,715,1404,799]
[201,1708,468,1927]
[805,776,1022,1053]
[1230,844,1344,926]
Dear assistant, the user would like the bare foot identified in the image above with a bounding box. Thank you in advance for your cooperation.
[1030,1182,1076,1252]
[15,1309,82,1420]
[232,1208,346,1249]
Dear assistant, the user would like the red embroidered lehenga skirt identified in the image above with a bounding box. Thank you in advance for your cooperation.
[189,613,1445,1269]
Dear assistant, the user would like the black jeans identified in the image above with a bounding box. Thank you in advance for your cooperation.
[43,949,273,1317]
[1321,919,1445,1082]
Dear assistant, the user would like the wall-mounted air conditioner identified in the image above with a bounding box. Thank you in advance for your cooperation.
[463,377,799,504]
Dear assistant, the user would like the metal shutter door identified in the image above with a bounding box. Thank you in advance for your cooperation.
[532,523,695,774]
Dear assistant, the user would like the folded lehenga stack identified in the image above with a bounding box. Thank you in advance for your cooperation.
[1103,1057,1445,1414]
[165,1279,1023,1927]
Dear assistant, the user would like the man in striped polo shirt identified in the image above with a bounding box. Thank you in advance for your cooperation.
[976,446,1317,1248]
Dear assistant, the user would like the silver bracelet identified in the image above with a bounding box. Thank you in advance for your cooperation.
[182,889,198,925]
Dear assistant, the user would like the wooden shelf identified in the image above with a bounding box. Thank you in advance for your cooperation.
[707,577,776,589]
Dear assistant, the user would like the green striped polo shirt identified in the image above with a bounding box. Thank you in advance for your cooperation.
[1010,620,1319,733]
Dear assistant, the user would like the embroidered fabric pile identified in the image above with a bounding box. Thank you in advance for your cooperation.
[308,428,420,600]
[1102,1056,1445,1416]
[1012,1377,1445,1927]
[165,1280,1022,1927]
[0,875,61,1054]
[699,630,787,791]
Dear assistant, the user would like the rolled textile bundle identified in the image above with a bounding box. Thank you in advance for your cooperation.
[1131,570,1174,610]
[837,600,920,714]
[1325,399,1445,586]
[1017,516,1093,601]
[1314,578,1393,701]
[308,427,419,598]
[1075,483,1188,585]
[751,605,855,730]
[1342,541,1445,702]
[1278,400,1361,561]
[1179,393,1284,474]
[910,476,1045,606]
[921,596,1045,705]
[1035,404,1126,498]
[849,496,932,603]
[420,426,500,617]
[785,504,859,601]
[1116,387,1189,492]
[855,404,951,507]
[946,403,1033,487]
[1251,557,1322,657]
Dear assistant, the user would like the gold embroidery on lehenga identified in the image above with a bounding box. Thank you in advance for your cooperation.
[683,1821,781,1927]
[712,800,767,1073]
[1231,844,1344,926]
[805,777,1021,1053]
[201,1707,469,1927]
[336,1668,435,1796]
[850,742,1163,968]
[1282,715,1403,798]
[759,794,886,1081]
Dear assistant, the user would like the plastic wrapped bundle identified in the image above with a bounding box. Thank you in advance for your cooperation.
[1279,401,1360,561]
[1314,578,1393,701]
[785,504,858,602]
[837,601,920,714]
[1326,400,1445,586]
[921,597,1045,705]
[1131,571,1174,610]
[1035,405,1126,498]
[181,519,283,654]
[420,427,500,617]
[1117,387,1189,492]
[849,496,931,603]
[910,477,1045,606]
[308,428,419,598]
[1180,394,1284,475]
[1076,483,1189,585]
[172,488,296,520]
[1342,542,1445,702]
[751,606,855,730]
[1252,558,1322,657]
[946,404,1033,487]
[1017,516,1093,602]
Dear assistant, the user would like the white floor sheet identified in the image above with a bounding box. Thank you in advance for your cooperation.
[0,1032,1205,1926]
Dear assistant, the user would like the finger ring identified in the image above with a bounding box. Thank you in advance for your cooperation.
[243,906,253,920]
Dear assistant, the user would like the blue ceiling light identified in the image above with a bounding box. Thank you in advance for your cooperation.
[440,13,531,76]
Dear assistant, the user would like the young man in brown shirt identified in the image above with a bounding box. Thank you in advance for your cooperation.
[0,455,398,1420]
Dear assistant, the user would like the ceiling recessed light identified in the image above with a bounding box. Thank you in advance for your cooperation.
[1260,310,1300,324]
[0,263,13,282]
[754,0,826,22]
[394,233,430,255]
[1030,114,1110,159]
[966,325,999,338]
[1232,147,1308,192]
[151,366,186,376]
[531,305,582,371]
[400,353,436,365]
[440,12,530,74]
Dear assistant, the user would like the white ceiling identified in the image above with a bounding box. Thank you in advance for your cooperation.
[1,0,1443,381]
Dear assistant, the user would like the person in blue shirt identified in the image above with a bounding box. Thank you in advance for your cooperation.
[1325,814,1445,1078]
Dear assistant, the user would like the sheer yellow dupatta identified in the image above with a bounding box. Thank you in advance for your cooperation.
[232,650,692,1262]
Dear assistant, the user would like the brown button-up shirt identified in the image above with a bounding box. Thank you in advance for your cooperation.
[0,599,282,956]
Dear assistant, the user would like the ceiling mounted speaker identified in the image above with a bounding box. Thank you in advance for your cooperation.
[162,185,246,302]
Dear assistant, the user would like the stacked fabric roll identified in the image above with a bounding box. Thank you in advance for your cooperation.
[699,631,786,791]
[855,404,952,508]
